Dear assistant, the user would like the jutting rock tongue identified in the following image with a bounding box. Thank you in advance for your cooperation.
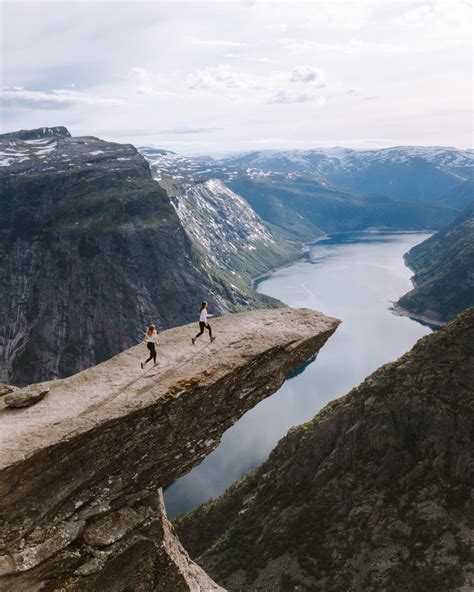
[0,308,339,591]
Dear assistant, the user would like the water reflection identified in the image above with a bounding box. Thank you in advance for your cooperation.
[164,231,432,518]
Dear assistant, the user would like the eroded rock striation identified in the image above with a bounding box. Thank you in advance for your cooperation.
[0,308,339,591]
[176,309,474,592]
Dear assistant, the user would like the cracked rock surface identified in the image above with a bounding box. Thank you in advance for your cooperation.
[0,308,338,591]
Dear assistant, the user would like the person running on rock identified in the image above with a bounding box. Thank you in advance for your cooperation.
[141,324,159,368]
[192,301,216,345]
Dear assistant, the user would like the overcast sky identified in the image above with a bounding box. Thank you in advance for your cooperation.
[1,0,472,154]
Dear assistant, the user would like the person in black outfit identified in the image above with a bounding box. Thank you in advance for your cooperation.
[141,324,159,368]
[192,301,216,345]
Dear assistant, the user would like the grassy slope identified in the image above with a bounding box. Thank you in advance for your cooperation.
[228,174,458,241]
[398,206,474,322]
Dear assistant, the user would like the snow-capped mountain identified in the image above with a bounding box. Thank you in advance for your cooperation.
[139,145,473,203]
[216,146,474,202]
[140,146,463,240]
[170,178,275,268]
[140,147,298,294]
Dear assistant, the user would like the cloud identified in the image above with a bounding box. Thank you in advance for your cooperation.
[289,65,324,84]
[403,4,434,23]
[1,0,470,151]
[128,67,172,96]
[187,64,254,92]
[0,86,123,110]
[268,90,315,104]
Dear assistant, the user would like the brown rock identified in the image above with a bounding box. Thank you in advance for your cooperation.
[3,386,50,408]
[0,385,17,397]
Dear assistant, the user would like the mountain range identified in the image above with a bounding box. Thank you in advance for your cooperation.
[1,128,472,387]
[0,126,473,591]
[141,146,472,240]
[215,146,473,202]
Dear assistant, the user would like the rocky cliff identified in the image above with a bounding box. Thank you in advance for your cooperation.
[176,309,474,592]
[0,128,284,387]
[142,149,299,280]
[397,207,474,323]
[0,308,339,591]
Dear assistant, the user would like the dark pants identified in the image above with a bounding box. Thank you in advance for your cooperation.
[195,321,212,339]
[145,342,156,364]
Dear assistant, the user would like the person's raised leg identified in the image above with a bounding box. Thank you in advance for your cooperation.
[192,322,205,345]
[207,323,216,343]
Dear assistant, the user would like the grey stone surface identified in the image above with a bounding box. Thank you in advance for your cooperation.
[0,308,339,591]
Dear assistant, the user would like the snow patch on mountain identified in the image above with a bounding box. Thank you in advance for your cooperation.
[171,178,274,269]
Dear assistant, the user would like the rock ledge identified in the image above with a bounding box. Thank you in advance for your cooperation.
[0,308,339,591]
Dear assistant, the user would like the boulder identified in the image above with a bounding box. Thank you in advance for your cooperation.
[4,386,50,408]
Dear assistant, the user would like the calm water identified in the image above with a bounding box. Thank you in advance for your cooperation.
[164,231,432,518]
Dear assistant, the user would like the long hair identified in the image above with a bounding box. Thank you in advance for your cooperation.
[147,324,156,334]
[199,301,207,313]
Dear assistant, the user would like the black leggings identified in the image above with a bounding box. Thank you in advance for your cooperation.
[195,321,212,339]
[145,342,156,364]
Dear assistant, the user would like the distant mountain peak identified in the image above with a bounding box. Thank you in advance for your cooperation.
[0,126,71,140]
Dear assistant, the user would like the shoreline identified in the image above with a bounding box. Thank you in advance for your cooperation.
[254,228,442,331]
[251,234,324,290]
[393,239,445,329]
[390,303,444,329]
[252,228,435,292]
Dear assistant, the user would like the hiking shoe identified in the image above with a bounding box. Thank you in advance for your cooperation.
[141,362,144,369]
[192,337,196,345]
[211,337,216,343]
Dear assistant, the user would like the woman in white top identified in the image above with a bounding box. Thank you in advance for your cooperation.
[192,301,216,345]
[141,324,159,368]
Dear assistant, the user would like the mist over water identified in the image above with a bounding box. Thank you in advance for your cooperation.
[164,231,432,518]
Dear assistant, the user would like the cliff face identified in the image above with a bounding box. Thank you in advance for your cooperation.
[143,149,299,304]
[397,207,474,323]
[0,308,339,591]
[0,128,260,386]
[176,309,474,592]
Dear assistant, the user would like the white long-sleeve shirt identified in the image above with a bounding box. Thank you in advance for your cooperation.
[199,309,208,323]
[145,330,158,343]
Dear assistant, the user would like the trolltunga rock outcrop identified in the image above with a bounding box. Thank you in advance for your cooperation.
[0,308,339,591]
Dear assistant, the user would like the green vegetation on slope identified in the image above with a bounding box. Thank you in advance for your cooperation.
[228,173,458,241]
[398,206,474,323]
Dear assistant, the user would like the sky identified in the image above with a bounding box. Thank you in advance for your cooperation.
[0,0,472,154]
